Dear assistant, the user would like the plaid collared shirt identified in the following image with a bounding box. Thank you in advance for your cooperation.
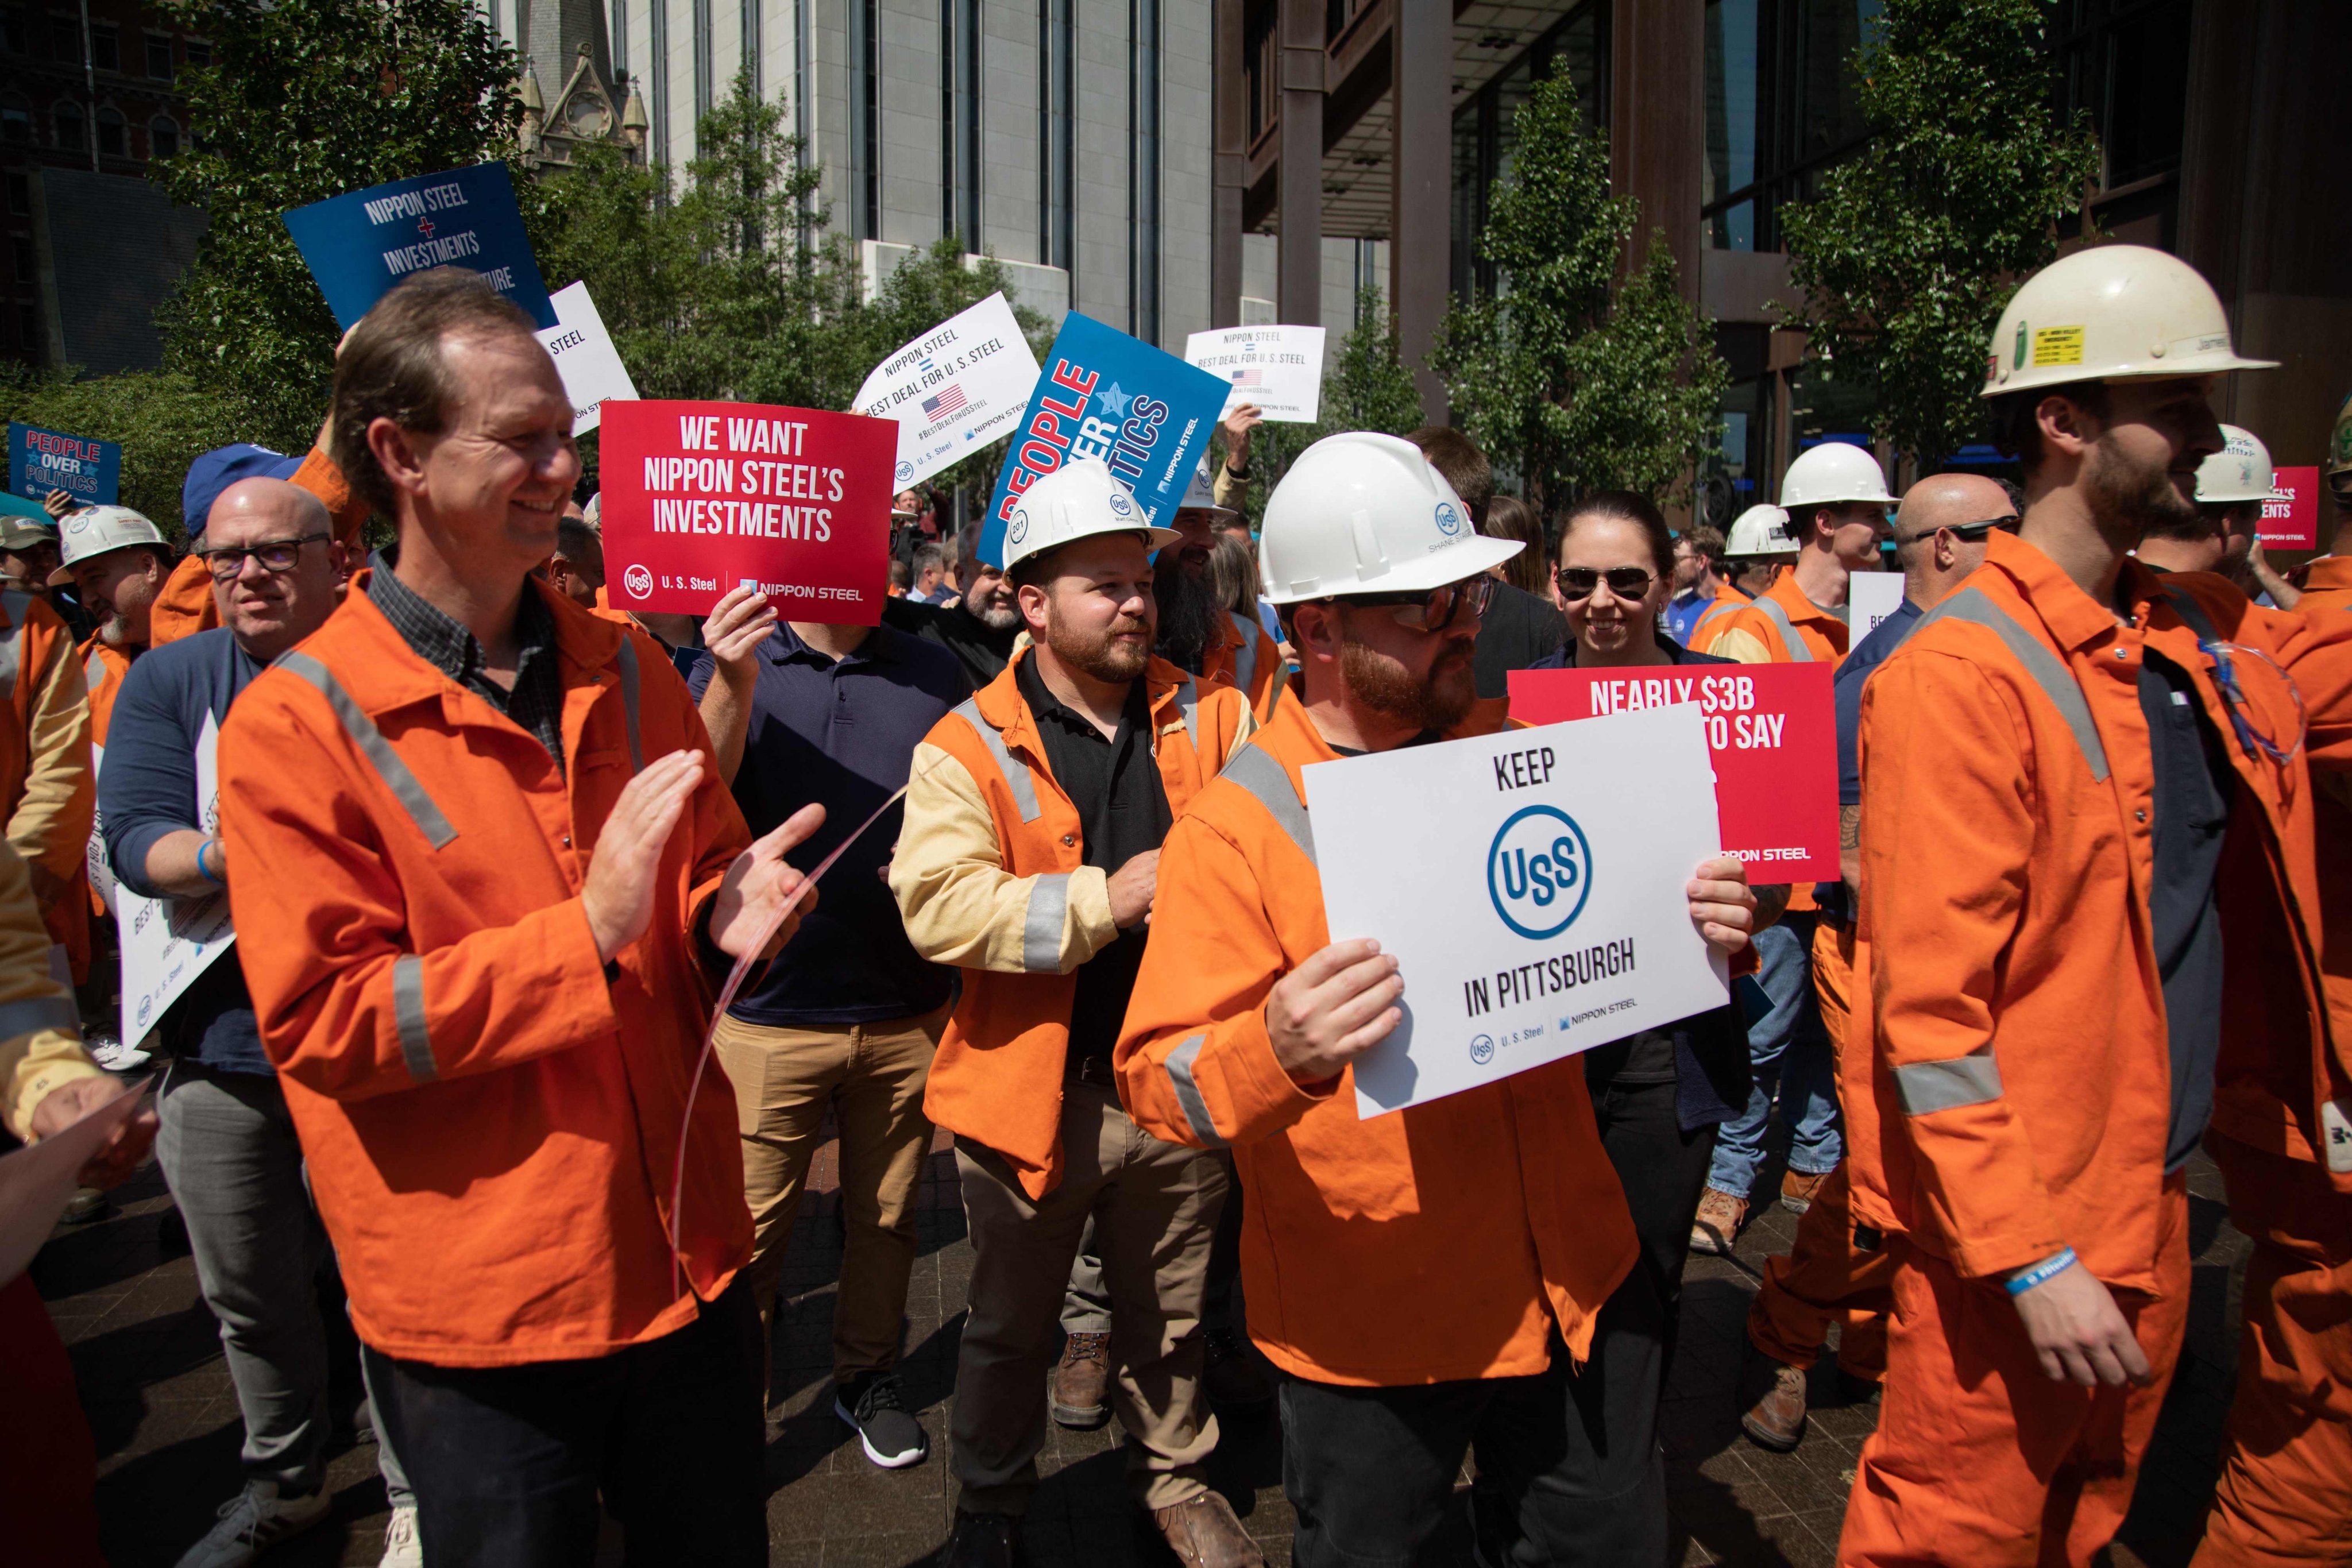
[366,550,567,777]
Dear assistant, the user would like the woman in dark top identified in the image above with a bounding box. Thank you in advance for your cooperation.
[1532,492,1771,1362]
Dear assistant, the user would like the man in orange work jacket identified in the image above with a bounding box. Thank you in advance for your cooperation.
[891,457,1259,1568]
[1117,431,1760,1568]
[1837,245,2352,1567]
[217,269,819,1567]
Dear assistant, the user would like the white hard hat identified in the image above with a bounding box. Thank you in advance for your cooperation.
[1778,442,1893,512]
[1001,457,1177,573]
[2195,424,2291,505]
[1177,459,1238,522]
[1982,244,2275,400]
[1257,431,1518,604]
[49,505,168,586]
[1724,504,1798,558]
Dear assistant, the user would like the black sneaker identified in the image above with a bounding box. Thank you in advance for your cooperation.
[836,1370,928,1469]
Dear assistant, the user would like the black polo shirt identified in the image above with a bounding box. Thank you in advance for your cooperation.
[1014,655,1172,1069]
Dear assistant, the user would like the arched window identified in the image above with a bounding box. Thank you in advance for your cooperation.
[96,105,125,158]
[52,101,82,151]
[148,116,178,159]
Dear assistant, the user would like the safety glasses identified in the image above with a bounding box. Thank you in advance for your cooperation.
[197,533,330,581]
[1555,566,1659,601]
[1336,573,1496,632]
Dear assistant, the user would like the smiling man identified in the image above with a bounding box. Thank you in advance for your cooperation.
[217,268,822,1566]
[1839,246,2352,1566]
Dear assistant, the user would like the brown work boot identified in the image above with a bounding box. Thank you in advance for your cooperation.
[1779,1167,1832,1214]
[1737,1343,1808,1452]
[1152,1490,1264,1568]
[1689,1187,1748,1256]
[1049,1330,1111,1430]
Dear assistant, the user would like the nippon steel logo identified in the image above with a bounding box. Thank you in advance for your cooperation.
[1434,501,1463,537]
[623,562,654,600]
[1486,804,1593,940]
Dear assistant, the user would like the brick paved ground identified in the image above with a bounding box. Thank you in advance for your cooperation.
[36,1121,2243,1567]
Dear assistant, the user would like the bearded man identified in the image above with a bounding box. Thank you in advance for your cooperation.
[891,457,1261,1568]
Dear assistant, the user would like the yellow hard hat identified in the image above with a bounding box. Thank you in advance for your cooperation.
[1982,244,2274,400]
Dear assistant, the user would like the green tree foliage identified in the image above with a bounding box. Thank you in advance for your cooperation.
[150,0,526,452]
[0,365,257,538]
[1219,288,1425,531]
[1778,0,2099,466]
[1432,65,1727,511]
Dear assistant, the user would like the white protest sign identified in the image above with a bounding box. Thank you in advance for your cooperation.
[86,743,115,916]
[1303,704,1729,1118]
[1849,571,1905,643]
[1183,325,1326,423]
[116,714,236,1048]
[853,292,1042,491]
[535,281,638,435]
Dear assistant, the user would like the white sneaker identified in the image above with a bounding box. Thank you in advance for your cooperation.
[377,1503,423,1567]
[172,1480,333,1568]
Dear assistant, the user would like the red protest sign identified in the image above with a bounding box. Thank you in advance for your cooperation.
[1508,662,1840,880]
[598,400,895,620]
[2261,466,2319,550]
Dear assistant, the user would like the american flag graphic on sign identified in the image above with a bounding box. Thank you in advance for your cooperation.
[1228,370,1265,387]
[922,385,968,420]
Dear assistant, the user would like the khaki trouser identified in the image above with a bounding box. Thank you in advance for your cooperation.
[713,1005,948,1388]
[952,1078,1228,1513]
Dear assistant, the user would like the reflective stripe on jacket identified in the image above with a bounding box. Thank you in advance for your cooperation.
[891,647,1250,1199]
[1200,608,1284,722]
[1115,693,1639,1385]
[1853,531,2352,1292]
[218,574,757,1366]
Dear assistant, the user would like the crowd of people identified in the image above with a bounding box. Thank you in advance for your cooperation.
[0,237,2347,1568]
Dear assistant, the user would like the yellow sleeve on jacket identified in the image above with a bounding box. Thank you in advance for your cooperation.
[0,841,94,1137]
[891,741,1119,974]
[9,612,94,895]
[1702,625,1775,666]
[1212,462,1249,516]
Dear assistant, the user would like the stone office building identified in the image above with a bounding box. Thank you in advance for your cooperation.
[507,0,1217,347]
[1219,0,2352,533]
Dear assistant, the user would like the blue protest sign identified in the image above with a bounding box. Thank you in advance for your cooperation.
[10,422,121,507]
[980,314,1229,567]
[282,162,556,331]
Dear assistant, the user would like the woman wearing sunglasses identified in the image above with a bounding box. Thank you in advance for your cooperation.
[1520,490,1768,1428]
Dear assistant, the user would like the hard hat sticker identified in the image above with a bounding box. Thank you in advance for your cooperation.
[2032,326,2085,368]
[2014,320,2029,370]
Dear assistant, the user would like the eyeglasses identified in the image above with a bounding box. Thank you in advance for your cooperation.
[1554,566,1659,601]
[198,533,329,581]
[1333,573,1496,632]
[1895,515,2022,548]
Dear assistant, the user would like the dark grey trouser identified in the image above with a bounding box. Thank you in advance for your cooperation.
[155,1060,333,1495]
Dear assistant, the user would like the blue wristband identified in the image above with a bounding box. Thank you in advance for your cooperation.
[196,838,223,886]
[2003,1246,2077,1296]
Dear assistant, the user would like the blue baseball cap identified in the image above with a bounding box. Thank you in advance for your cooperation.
[183,444,304,538]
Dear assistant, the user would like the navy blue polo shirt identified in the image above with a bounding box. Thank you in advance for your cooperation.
[1835,599,1924,808]
[686,623,971,1026]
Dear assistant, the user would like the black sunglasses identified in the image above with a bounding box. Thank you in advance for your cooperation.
[1897,515,2021,548]
[1554,566,1658,600]
[1332,573,1496,632]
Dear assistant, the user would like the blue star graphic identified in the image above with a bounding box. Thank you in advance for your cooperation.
[1096,381,1134,418]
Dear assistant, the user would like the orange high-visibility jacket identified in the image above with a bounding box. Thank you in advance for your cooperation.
[0,590,92,971]
[891,648,1250,1200]
[1689,569,1850,670]
[1851,531,2352,1291]
[1684,582,1758,650]
[1200,608,1284,722]
[150,447,369,647]
[1115,694,1640,1386]
[218,575,757,1367]
[2301,556,2352,613]
[79,638,130,750]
